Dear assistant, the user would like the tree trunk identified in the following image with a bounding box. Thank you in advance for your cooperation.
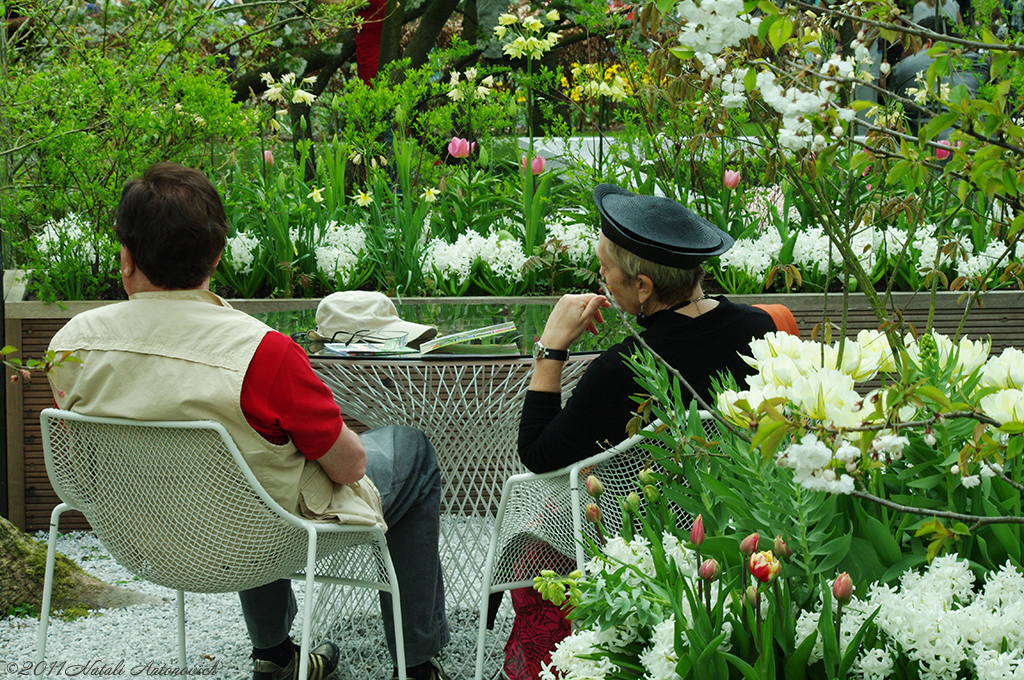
[402,0,462,71]
[0,515,163,616]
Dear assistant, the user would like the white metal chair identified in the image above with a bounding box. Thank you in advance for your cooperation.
[473,411,718,680]
[35,408,407,680]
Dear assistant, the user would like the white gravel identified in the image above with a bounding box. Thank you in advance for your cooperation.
[1,531,513,680]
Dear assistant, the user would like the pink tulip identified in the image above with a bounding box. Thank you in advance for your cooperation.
[723,169,740,190]
[773,535,793,561]
[698,558,719,581]
[935,140,951,161]
[690,514,705,547]
[585,502,602,525]
[448,137,475,158]
[263,149,274,166]
[521,155,545,174]
[585,475,604,498]
[832,572,853,604]
[739,532,760,557]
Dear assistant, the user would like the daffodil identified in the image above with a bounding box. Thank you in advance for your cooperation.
[355,191,373,207]
[421,187,440,202]
[307,187,324,203]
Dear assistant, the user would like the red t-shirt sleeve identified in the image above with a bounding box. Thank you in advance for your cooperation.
[240,331,343,461]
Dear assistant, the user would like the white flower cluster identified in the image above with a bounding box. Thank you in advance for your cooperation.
[314,220,368,281]
[543,532,731,680]
[225,230,260,274]
[755,70,855,153]
[718,229,780,276]
[791,225,882,281]
[422,224,534,287]
[798,557,1024,679]
[447,67,495,102]
[674,0,760,55]
[545,212,599,264]
[34,212,101,262]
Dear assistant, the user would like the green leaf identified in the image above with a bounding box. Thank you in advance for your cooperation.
[920,113,959,145]
[768,17,794,52]
[784,629,819,680]
[721,653,761,680]
[862,515,902,567]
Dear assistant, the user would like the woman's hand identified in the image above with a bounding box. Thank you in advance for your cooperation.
[540,293,611,350]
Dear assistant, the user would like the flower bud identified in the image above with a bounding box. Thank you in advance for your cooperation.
[585,503,602,525]
[723,169,741,190]
[638,468,656,486]
[773,535,792,561]
[748,550,781,583]
[643,484,659,504]
[626,492,641,511]
[585,475,604,499]
[263,149,275,166]
[739,532,760,557]
[832,572,853,605]
[742,585,759,608]
[698,558,719,581]
[690,514,705,547]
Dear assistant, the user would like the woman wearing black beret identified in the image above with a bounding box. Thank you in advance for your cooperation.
[518,184,778,473]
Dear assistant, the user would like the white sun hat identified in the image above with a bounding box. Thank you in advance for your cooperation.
[309,291,437,348]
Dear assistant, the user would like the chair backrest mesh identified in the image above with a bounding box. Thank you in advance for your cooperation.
[488,415,718,588]
[43,412,350,593]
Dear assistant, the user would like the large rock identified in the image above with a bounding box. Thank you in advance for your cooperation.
[0,515,164,616]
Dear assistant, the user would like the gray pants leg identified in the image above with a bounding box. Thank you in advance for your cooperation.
[239,426,449,665]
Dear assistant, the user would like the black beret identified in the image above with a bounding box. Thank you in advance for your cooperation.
[593,184,733,269]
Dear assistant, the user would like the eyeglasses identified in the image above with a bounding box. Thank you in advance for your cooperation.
[300,328,409,348]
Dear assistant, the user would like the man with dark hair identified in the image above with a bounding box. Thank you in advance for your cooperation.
[47,162,450,680]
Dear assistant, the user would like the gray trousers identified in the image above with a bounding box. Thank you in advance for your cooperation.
[239,425,450,666]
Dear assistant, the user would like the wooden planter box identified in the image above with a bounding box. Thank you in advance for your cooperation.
[5,290,1024,531]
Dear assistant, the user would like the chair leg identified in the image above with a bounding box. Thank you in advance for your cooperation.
[297,528,317,680]
[380,540,406,680]
[35,503,69,664]
[177,590,186,670]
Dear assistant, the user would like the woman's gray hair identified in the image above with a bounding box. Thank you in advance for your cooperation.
[603,237,704,304]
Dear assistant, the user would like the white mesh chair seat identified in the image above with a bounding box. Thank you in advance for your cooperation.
[474,413,718,680]
[309,353,596,679]
[36,408,406,680]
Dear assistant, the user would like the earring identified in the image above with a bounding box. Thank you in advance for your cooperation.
[637,301,650,328]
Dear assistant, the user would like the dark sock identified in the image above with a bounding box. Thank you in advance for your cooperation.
[253,638,295,668]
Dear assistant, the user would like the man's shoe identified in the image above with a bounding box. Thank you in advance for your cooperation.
[253,641,340,680]
[392,657,450,680]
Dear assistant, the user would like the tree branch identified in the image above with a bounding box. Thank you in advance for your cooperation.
[850,488,1024,525]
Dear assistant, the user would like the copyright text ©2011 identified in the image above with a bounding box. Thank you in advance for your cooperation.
[5,660,222,677]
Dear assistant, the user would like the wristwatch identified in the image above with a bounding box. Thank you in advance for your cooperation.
[533,341,569,362]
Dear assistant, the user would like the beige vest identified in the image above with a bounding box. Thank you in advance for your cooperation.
[47,290,385,530]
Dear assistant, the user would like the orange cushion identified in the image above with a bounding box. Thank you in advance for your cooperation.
[753,303,800,337]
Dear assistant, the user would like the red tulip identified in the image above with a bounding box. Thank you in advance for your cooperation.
[690,514,705,547]
[832,572,853,605]
[748,550,781,583]
[739,532,760,557]
[723,169,740,189]
[935,140,951,161]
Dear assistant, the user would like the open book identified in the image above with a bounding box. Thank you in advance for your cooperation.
[325,321,519,357]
